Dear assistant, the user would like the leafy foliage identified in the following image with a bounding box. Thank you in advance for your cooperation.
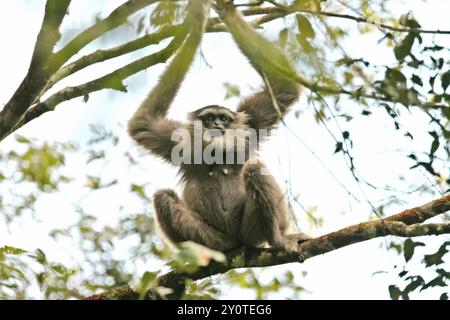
[0,0,449,300]
[387,239,449,299]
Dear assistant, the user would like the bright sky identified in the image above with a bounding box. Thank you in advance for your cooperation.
[0,0,449,299]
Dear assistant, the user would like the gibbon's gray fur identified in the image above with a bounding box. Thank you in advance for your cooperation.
[128,0,308,252]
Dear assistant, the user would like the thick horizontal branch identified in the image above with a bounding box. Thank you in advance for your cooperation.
[0,0,70,141]
[86,193,450,300]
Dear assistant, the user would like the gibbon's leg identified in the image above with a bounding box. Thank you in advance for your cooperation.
[153,189,238,252]
[240,163,288,248]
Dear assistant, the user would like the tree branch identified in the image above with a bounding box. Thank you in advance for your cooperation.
[86,194,450,300]
[289,72,448,112]
[239,5,450,35]
[383,221,450,237]
[6,2,446,142]
[299,9,450,35]
[50,0,160,71]
[11,30,189,133]
[0,0,70,140]
[7,9,288,137]
[0,0,162,142]
[44,24,181,93]
[44,8,289,93]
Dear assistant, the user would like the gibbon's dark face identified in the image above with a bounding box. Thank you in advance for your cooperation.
[191,106,236,133]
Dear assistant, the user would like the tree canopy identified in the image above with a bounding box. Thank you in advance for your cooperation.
[0,0,449,300]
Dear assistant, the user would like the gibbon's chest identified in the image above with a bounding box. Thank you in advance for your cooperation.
[181,163,246,217]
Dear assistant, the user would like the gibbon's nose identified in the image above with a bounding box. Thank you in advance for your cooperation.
[214,121,224,129]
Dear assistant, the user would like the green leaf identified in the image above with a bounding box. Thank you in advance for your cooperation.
[436,268,450,279]
[16,135,31,144]
[399,14,421,28]
[403,239,425,262]
[285,271,294,282]
[421,275,447,290]
[403,239,414,262]
[411,74,423,86]
[0,246,28,255]
[429,131,440,156]
[388,285,401,300]
[394,33,415,61]
[385,69,407,88]
[398,270,408,278]
[223,82,241,99]
[137,271,157,300]
[131,184,150,201]
[295,14,315,53]
[403,277,424,297]
[51,264,66,275]
[423,241,449,267]
[278,28,288,49]
[334,142,343,154]
[33,249,47,265]
[296,14,315,38]
[441,70,450,91]
[36,272,46,285]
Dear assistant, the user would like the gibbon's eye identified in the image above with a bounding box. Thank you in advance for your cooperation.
[219,115,229,123]
[206,115,215,122]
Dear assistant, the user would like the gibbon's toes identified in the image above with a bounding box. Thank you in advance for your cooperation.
[296,232,313,244]
[279,242,305,262]
[285,232,313,245]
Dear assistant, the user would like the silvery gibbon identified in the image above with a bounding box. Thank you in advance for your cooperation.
[128,0,308,252]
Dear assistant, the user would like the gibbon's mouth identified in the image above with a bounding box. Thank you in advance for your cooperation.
[210,127,225,135]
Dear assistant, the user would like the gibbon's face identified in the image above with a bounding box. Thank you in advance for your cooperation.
[194,106,236,133]
[186,105,252,156]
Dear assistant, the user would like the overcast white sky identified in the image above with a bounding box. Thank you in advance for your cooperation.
[0,0,449,299]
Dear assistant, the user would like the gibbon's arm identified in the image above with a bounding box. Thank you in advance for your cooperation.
[216,1,301,132]
[128,0,211,161]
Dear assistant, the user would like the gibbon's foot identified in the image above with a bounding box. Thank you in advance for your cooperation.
[153,189,238,252]
[286,232,313,244]
[280,233,313,260]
